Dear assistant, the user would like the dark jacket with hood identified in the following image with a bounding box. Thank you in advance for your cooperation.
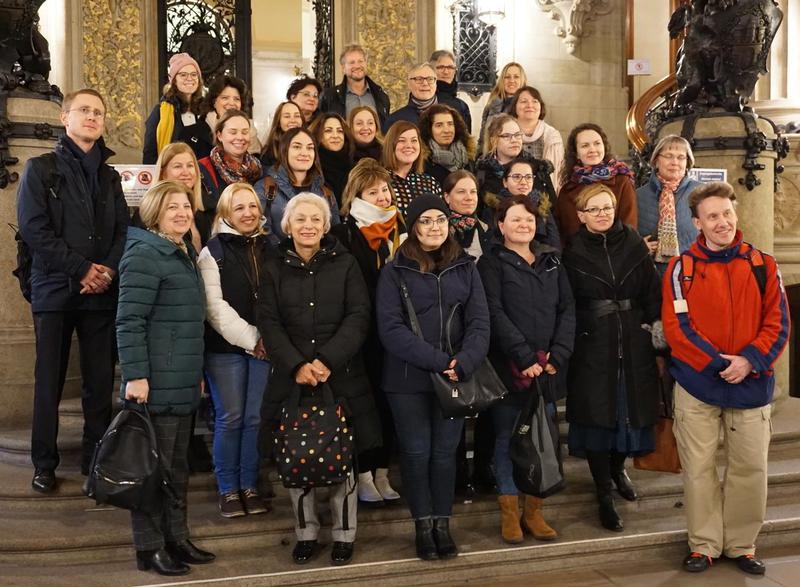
[477,241,575,403]
[320,75,391,129]
[256,235,381,453]
[17,136,130,312]
[376,249,490,393]
[116,227,205,415]
[562,222,662,429]
[436,79,472,131]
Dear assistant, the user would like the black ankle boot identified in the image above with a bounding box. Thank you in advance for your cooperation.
[598,493,624,532]
[165,539,216,564]
[415,519,438,560]
[432,517,458,559]
[136,548,190,575]
[610,453,638,501]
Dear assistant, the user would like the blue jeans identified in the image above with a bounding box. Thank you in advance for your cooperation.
[492,397,557,496]
[205,352,270,494]
[386,392,464,519]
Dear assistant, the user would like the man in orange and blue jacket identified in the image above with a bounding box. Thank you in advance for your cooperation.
[662,181,789,576]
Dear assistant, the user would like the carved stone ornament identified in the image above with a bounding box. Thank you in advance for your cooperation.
[356,1,418,109]
[535,0,613,55]
[83,0,145,151]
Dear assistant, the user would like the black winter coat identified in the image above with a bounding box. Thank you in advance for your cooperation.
[320,76,391,129]
[142,97,213,164]
[436,79,473,131]
[256,235,381,453]
[477,242,575,403]
[376,250,490,393]
[562,222,661,428]
[17,137,130,312]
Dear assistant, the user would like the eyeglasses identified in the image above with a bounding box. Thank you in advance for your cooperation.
[176,72,199,80]
[498,132,523,141]
[297,90,319,99]
[409,76,436,85]
[416,216,448,227]
[435,65,456,71]
[508,173,534,183]
[659,153,688,162]
[582,205,615,217]
[68,106,106,119]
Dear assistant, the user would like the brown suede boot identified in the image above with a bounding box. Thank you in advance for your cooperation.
[521,495,557,541]
[497,495,524,544]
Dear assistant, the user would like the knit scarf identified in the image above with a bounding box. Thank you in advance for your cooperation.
[571,158,634,186]
[350,197,403,266]
[655,174,681,263]
[428,139,469,172]
[62,135,102,202]
[209,146,263,185]
[448,212,479,247]
[410,94,437,113]
[318,146,352,204]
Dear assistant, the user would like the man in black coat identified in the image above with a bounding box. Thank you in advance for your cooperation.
[17,88,130,492]
[319,44,391,129]
[430,50,473,133]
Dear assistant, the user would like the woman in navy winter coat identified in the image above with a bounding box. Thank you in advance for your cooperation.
[376,194,490,561]
[477,195,575,544]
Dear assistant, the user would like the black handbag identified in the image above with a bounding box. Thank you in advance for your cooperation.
[509,376,565,498]
[399,275,506,418]
[85,404,182,514]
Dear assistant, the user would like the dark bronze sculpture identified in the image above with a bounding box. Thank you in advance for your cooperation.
[670,0,783,112]
[0,0,63,188]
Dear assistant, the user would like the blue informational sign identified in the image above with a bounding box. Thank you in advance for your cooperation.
[687,168,728,183]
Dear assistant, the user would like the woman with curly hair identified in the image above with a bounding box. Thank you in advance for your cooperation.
[287,75,323,124]
[418,104,476,186]
[554,123,637,245]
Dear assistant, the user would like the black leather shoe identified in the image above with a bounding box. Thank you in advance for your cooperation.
[735,554,766,575]
[292,540,318,564]
[598,494,623,532]
[136,548,190,576]
[683,552,714,572]
[432,517,458,559]
[331,541,354,566]
[414,519,438,561]
[31,469,56,493]
[611,469,638,501]
[165,539,215,565]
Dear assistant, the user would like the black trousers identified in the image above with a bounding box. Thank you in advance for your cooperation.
[31,309,115,471]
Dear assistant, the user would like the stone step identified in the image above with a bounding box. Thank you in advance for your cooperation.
[0,497,798,584]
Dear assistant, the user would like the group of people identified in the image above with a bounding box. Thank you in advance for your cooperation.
[15,43,789,580]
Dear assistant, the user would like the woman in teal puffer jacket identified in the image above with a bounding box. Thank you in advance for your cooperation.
[116,180,215,577]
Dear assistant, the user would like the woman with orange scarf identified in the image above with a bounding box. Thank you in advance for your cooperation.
[332,157,406,507]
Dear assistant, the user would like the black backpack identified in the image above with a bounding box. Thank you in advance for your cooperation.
[275,383,356,529]
[11,153,61,303]
[85,404,181,515]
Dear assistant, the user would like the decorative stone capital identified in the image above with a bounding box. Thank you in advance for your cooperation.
[536,0,613,55]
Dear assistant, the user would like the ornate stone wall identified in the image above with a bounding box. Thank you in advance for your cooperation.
[774,134,800,284]
[77,0,159,163]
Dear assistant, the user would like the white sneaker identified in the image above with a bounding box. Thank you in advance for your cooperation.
[358,471,384,504]
[374,468,401,501]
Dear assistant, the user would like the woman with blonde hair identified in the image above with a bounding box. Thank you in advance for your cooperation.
[197,182,273,519]
[478,62,527,153]
[382,121,442,216]
[333,159,406,506]
[153,142,213,251]
[117,180,214,575]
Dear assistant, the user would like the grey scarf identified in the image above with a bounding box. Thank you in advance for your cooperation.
[428,139,469,172]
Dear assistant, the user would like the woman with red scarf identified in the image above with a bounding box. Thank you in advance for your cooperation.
[554,123,637,245]
[331,157,406,508]
[198,109,263,206]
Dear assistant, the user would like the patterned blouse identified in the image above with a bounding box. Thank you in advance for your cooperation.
[389,170,444,217]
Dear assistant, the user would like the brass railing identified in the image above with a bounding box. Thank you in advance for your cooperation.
[626,72,678,151]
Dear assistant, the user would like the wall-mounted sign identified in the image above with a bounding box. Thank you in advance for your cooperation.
[627,59,651,75]
[688,168,728,183]
[113,164,157,207]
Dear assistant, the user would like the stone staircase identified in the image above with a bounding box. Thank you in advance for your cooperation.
[1,399,799,586]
